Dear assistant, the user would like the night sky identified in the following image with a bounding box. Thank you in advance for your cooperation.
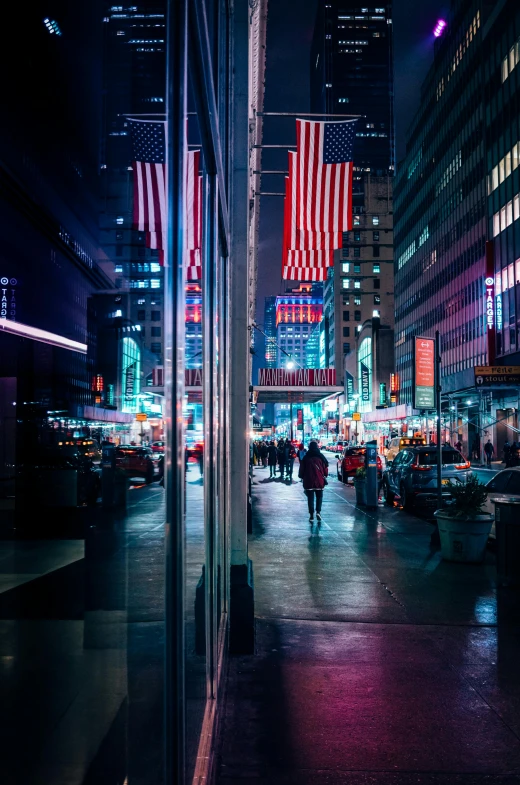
[254,0,448,371]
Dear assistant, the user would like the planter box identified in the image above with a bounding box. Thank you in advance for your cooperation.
[434,511,493,563]
[354,478,367,506]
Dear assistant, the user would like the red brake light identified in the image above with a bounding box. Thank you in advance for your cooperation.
[455,461,470,469]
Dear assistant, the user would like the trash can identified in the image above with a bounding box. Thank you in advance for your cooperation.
[492,497,520,587]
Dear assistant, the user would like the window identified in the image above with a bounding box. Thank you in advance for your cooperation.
[137,309,146,320]
[373,231,379,241]
[138,247,146,258]
[354,231,361,241]
[342,279,350,289]
[342,262,350,273]
[151,279,161,289]
[354,280,361,289]
[354,247,360,257]
[353,215,360,226]
[114,264,123,273]
[343,310,350,321]
[151,343,162,354]
[343,296,350,305]
[116,232,124,241]
[355,310,361,321]
[140,327,145,337]
[150,263,161,273]
[373,246,380,258]
[343,343,351,354]
[354,296,361,306]
[343,327,350,337]
[151,326,161,337]
[354,263,361,273]
[137,298,146,305]
[372,216,379,226]
[373,263,380,273]
[374,279,380,289]
[342,248,350,257]
[374,295,380,304]
[116,216,124,225]
[151,310,161,321]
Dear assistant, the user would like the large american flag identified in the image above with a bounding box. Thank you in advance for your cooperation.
[296,118,355,232]
[281,151,340,282]
[129,119,202,278]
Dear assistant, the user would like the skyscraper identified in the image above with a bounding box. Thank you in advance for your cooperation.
[310,1,395,383]
[263,296,277,367]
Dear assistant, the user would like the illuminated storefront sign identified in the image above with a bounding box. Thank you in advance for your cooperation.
[360,362,370,402]
[413,336,435,409]
[485,277,495,331]
[485,241,496,364]
[345,371,354,408]
[0,277,17,321]
[358,337,372,411]
[258,368,337,386]
[121,337,141,413]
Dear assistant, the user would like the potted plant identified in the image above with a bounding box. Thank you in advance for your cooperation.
[434,475,493,563]
[354,466,367,506]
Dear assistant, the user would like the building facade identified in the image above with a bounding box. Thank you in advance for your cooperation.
[275,285,323,368]
[394,0,518,455]
[263,295,277,367]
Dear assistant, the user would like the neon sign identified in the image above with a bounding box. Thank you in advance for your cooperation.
[485,276,495,330]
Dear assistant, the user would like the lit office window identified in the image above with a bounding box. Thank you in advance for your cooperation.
[150,279,161,289]
[342,279,350,289]
[342,263,350,273]
[373,264,380,273]
[354,281,361,289]
[372,216,379,226]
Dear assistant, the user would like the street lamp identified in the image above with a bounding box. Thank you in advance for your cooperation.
[286,360,295,369]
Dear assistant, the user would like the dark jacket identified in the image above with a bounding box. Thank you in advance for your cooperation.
[298,448,329,490]
[260,443,268,458]
[267,444,278,466]
[277,442,286,464]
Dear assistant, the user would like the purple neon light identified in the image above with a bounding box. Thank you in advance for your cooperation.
[433,19,447,37]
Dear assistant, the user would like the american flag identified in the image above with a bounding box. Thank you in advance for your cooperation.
[129,119,202,278]
[296,118,355,232]
[281,151,337,282]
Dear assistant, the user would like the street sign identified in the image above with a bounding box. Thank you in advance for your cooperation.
[352,412,361,421]
[136,413,147,422]
[413,336,435,409]
[475,366,520,386]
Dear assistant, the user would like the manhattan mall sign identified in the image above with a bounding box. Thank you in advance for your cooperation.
[255,368,341,404]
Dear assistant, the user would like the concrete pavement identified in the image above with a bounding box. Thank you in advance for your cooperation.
[217,466,520,784]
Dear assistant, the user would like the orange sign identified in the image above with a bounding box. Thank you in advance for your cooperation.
[136,413,148,422]
[352,412,361,421]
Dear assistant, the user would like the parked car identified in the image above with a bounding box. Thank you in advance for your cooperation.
[385,436,426,464]
[57,438,102,464]
[482,467,520,536]
[151,440,165,454]
[337,447,383,483]
[17,446,101,507]
[382,446,471,510]
[115,446,161,483]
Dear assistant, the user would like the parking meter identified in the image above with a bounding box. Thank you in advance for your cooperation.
[365,439,378,509]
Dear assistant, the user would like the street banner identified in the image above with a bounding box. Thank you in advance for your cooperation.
[297,408,303,430]
[413,336,435,409]
[345,370,354,407]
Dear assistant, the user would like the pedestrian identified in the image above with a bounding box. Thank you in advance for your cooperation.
[471,438,480,461]
[298,440,329,525]
[277,438,286,480]
[455,439,463,454]
[297,442,307,462]
[267,441,278,477]
[285,440,297,481]
[503,440,511,467]
[510,442,520,467]
[196,443,204,476]
[260,441,268,467]
[484,439,494,467]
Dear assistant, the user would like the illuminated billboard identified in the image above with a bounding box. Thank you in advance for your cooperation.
[413,336,435,409]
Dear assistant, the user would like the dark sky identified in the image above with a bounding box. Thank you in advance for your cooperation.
[254,0,448,369]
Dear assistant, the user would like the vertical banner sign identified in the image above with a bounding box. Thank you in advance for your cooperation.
[485,241,496,365]
[345,371,354,408]
[379,382,387,406]
[390,373,398,405]
[360,362,370,402]
[297,408,303,430]
[413,336,435,409]
[125,363,136,402]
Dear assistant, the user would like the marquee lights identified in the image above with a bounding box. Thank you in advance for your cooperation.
[433,19,447,38]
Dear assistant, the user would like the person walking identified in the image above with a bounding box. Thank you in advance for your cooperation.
[298,440,329,525]
[510,442,520,467]
[260,441,268,468]
[285,440,297,482]
[471,437,480,462]
[484,439,494,467]
[297,442,307,462]
[503,440,511,467]
[277,438,286,480]
[267,441,278,478]
[455,439,463,454]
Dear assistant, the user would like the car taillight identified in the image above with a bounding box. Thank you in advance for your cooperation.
[455,461,470,469]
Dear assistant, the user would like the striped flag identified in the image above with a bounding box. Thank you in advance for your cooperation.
[281,151,338,282]
[296,118,355,232]
[186,151,202,281]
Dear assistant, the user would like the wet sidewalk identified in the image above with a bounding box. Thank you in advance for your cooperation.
[217,467,520,784]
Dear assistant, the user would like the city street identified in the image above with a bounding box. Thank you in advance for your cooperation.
[217,465,520,784]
